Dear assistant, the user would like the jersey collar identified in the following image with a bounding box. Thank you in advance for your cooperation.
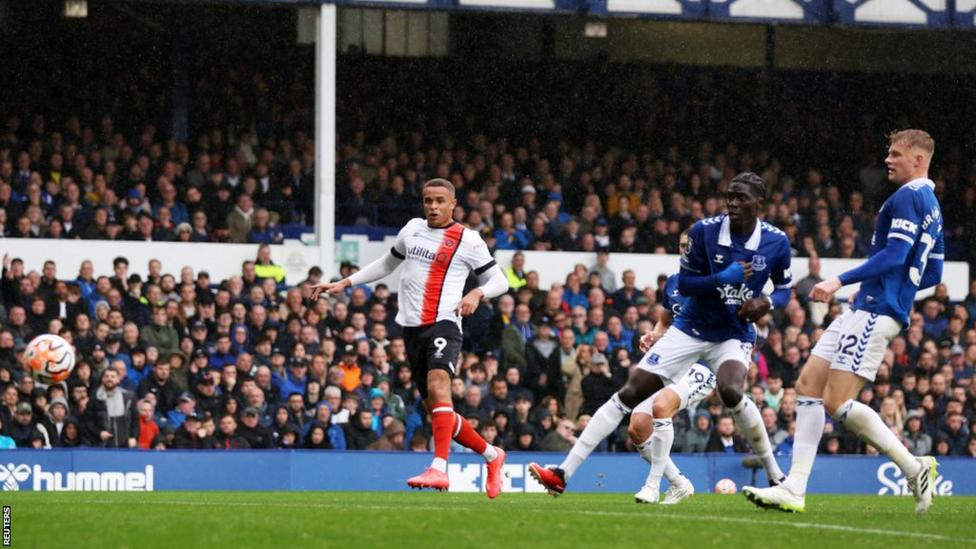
[902,177,935,189]
[718,215,762,251]
[428,221,457,230]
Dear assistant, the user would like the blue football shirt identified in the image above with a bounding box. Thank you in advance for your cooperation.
[852,178,944,324]
[675,215,792,342]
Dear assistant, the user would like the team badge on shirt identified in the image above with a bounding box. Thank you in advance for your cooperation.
[751,255,767,271]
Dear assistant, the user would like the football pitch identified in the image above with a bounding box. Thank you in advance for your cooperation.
[2,491,974,548]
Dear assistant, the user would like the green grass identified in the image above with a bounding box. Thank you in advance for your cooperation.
[1,491,974,548]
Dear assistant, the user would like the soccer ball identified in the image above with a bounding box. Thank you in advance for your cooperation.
[23,334,75,384]
[714,478,737,494]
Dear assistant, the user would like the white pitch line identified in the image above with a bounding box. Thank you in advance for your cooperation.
[38,498,976,544]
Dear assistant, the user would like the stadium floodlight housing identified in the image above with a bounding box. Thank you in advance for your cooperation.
[64,0,88,18]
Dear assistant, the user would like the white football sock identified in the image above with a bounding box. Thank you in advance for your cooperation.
[783,395,825,495]
[482,445,498,462]
[663,459,681,484]
[637,419,681,490]
[731,396,785,482]
[835,399,921,477]
[637,418,674,492]
[431,457,447,472]
[560,393,630,480]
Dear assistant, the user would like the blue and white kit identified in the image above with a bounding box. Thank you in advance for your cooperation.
[634,274,716,414]
[637,215,792,385]
[813,178,944,381]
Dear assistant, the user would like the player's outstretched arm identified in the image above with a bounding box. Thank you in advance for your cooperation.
[809,238,912,303]
[309,279,351,301]
[310,250,403,300]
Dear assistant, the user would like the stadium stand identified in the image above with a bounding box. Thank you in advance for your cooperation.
[0,243,973,457]
[0,7,974,460]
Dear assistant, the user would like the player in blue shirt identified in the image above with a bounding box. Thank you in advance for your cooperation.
[745,129,943,515]
[630,266,779,501]
[530,173,791,496]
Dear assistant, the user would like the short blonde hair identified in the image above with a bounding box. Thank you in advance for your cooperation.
[888,129,935,157]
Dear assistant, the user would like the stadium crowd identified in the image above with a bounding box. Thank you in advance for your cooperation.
[0,58,974,458]
[2,60,976,266]
[0,246,973,459]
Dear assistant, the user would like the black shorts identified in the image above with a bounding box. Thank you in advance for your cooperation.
[403,320,462,400]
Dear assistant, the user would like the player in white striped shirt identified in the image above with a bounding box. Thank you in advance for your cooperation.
[313,179,510,496]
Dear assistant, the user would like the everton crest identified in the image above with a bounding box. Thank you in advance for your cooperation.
[750,255,767,271]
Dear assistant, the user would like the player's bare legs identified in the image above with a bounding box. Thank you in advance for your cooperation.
[408,369,506,497]
[716,359,785,484]
[629,388,691,504]
[530,368,663,495]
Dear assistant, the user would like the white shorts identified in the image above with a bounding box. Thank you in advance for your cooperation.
[636,326,752,386]
[633,363,717,416]
[811,309,901,382]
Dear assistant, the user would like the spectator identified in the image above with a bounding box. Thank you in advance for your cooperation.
[763,405,789,447]
[683,410,712,453]
[501,303,532,372]
[510,422,540,451]
[0,415,16,448]
[8,402,35,447]
[921,298,948,340]
[254,244,286,285]
[367,418,406,451]
[541,417,577,452]
[247,209,283,245]
[705,415,749,453]
[214,414,250,449]
[942,412,970,455]
[764,373,785,411]
[36,396,70,448]
[140,306,179,356]
[504,252,527,291]
[580,353,615,417]
[344,409,378,450]
[92,368,139,448]
[227,194,255,243]
[137,398,160,449]
[167,393,199,429]
[337,344,362,393]
[172,413,214,449]
[137,361,179,416]
[903,410,932,456]
[494,211,529,250]
[562,273,589,310]
[776,421,797,456]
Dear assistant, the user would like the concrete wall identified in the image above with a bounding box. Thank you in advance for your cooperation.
[3,238,969,300]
